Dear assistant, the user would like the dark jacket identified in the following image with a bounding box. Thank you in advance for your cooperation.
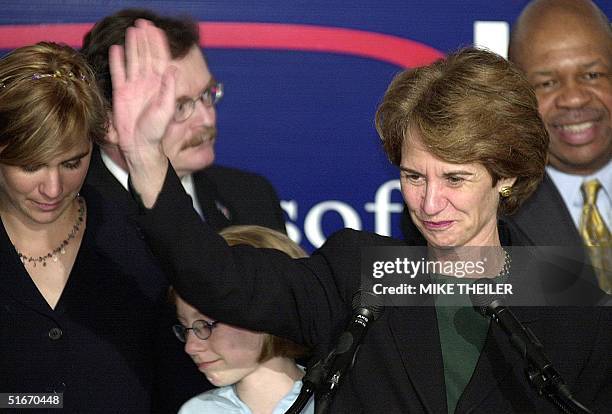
[0,184,167,413]
[134,167,612,414]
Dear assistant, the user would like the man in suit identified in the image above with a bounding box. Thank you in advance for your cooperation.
[81,9,285,412]
[508,0,611,291]
[82,8,285,233]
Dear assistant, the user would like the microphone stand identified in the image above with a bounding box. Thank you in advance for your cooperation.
[473,290,593,414]
[284,324,369,414]
[285,291,383,414]
[520,330,593,414]
[284,352,334,414]
[289,344,357,414]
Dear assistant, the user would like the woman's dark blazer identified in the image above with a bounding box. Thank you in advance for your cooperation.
[134,167,611,414]
[0,184,168,413]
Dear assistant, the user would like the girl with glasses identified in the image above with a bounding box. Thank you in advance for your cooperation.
[171,225,313,414]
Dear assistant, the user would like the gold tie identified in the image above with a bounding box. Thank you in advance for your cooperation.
[580,179,612,293]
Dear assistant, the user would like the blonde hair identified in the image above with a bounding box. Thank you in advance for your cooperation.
[218,225,310,362]
[0,42,107,167]
[219,225,307,259]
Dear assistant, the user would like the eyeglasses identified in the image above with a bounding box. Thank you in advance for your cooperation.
[173,81,224,123]
[172,320,220,342]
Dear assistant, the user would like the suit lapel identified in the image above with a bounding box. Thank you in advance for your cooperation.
[192,171,231,230]
[388,305,448,414]
[81,184,168,302]
[85,147,139,215]
[457,307,544,413]
[454,321,514,413]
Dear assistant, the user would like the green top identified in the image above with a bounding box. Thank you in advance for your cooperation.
[432,275,491,414]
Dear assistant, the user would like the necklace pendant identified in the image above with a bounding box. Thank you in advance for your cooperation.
[12,197,84,267]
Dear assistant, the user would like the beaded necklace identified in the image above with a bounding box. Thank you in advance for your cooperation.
[14,197,85,267]
[498,248,512,277]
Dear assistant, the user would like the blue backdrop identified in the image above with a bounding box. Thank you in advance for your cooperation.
[1,1,610,250]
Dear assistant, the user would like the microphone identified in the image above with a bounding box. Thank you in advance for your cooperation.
[470,280,593,414]
[314,291,384,414]
[328,291,384,387]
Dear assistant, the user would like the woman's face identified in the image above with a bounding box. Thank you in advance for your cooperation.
[175,295,265,387]
[401,133,515,247]
[0,140,91,226]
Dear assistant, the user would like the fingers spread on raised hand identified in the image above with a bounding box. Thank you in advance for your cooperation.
[107,18,177,156]
[108,44,126,90]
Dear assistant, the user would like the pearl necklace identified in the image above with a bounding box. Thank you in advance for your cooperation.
[15,197,85,267]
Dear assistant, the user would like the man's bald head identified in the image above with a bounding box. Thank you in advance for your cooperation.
[509,0,612,175]
[510,0,611,67]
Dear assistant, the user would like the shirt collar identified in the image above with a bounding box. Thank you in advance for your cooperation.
[100,149,203,216]
[100,149,129,190]
[101,149,198,189]
[546,159,612,207]
[594,159,612,203]
[546,167,583,209]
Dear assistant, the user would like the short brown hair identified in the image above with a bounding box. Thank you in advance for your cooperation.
[82,8,201,105]
[218,225,310,362]
[0,42,107,166]
[375,47,549,215]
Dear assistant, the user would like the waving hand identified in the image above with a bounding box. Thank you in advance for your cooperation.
[108,19,176,206]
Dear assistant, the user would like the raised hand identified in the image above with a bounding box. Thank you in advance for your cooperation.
[108,19,176,206]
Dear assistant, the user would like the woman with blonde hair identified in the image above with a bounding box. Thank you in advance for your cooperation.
[0,42,168,411]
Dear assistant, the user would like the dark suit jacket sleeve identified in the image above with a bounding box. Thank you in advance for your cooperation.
[584,307,612,413]
[132,166,352,349]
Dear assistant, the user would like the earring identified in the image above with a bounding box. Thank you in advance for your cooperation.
[499,186,512,198]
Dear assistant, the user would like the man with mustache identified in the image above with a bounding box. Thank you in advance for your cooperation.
[81,9,286,412]
[509,0,611,292]
[82,8,286,233]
